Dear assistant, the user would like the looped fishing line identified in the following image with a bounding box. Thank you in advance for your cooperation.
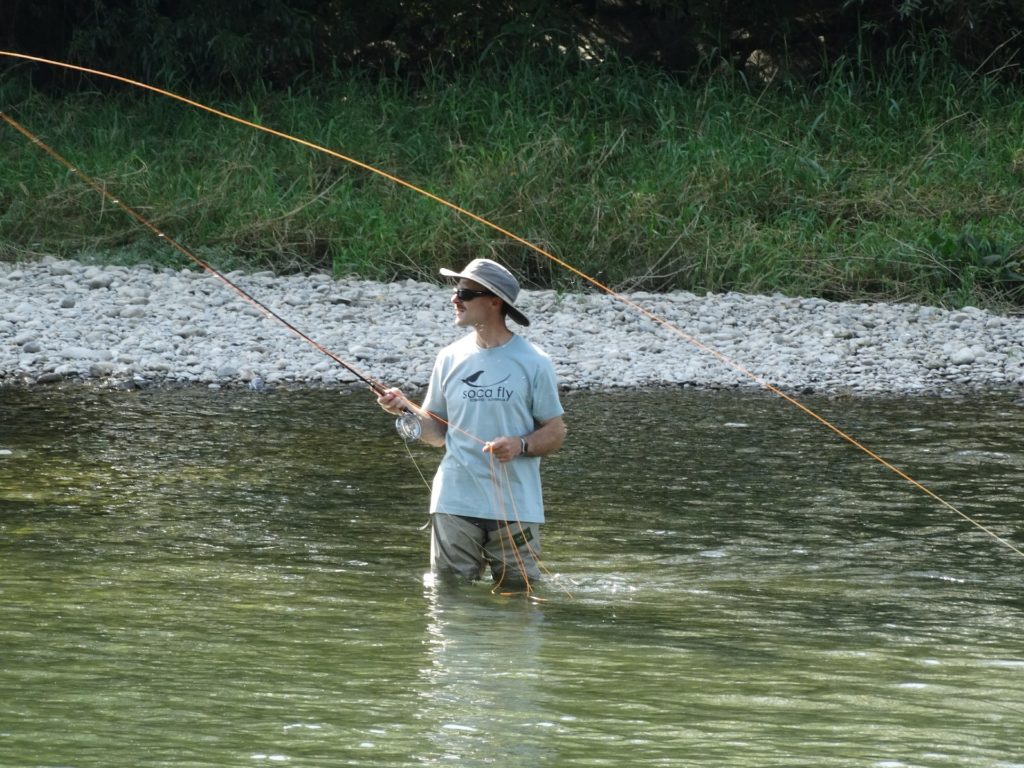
[1,51,1021,561]
[2,106,559,591]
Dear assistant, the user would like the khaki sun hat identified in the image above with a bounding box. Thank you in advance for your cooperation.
[440,258,530,326]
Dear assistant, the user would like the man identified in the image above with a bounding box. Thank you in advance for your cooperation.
[378,258,566,591]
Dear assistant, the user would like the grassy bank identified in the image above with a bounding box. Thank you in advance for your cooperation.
[2,59,1023,310]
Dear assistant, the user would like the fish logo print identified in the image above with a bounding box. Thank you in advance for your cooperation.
[461,370,514,402]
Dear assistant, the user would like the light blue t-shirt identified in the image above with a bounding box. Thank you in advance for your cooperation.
[422,333,564,524]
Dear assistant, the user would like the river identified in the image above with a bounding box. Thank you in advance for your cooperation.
[1,386,1021,767]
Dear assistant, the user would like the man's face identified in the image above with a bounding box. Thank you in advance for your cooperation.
[451,279,497,327]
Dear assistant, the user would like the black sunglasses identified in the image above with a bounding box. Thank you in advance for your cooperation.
[453,287,495,302]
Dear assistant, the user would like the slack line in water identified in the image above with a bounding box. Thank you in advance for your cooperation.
[0,111,424,443]
[1,51,1021,560]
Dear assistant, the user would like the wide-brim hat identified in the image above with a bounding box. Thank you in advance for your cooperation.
[440,258,530,326]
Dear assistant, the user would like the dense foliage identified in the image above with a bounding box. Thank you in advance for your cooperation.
[3,0,1023,87]
[2,3,1023,310]
[4,55,1024,309]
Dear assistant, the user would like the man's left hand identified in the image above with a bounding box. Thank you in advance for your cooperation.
[483,436,525,463]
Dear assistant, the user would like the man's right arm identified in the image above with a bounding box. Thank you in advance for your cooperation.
[417,411,447,447]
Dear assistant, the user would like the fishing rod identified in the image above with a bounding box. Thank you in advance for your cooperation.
[1,51,1020,559]
[0,110,424,442]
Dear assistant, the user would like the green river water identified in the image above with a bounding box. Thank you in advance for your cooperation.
[1,385,1022,767]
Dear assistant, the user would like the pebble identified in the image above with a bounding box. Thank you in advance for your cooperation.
[1,256,1023,397]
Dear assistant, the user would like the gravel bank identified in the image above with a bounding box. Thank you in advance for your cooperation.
[3,257,1024,397]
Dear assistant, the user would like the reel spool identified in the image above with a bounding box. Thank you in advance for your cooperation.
[394,411,422,442]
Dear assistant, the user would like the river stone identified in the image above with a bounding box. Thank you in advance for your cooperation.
[59,346,99,360]
[950,348,976,365]
[3,257,1024,395]
[87,274,115,289]
[89,362,116,377]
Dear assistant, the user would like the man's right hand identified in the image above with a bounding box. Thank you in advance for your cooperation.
[377,387,408,416]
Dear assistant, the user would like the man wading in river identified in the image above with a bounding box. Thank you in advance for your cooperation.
[377,258,566,591]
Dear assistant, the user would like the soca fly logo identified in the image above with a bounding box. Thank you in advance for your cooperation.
[461,370,514,401]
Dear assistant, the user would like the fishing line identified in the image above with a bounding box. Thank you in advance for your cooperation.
[490,459,571,599]
[0,109,432,442]
[3,106,506,561]
[1,76,554,592]
[2,51,1021,559]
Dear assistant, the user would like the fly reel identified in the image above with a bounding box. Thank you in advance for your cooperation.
[394,410,422,442]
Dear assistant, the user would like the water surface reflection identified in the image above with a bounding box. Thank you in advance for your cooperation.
[1,385,1021,767]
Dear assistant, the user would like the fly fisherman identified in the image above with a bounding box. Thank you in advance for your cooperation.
[377,258,566,592]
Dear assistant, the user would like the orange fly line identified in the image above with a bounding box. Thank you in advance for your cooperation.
[1,107,547,592]
[1,50,1020,560]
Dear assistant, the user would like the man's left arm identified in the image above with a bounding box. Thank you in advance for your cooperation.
[484,415,566,463]
[522,415,566,457]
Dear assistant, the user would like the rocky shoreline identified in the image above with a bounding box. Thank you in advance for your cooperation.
[2,257,1024,398]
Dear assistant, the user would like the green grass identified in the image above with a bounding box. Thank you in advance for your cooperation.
[2,58,1023,310]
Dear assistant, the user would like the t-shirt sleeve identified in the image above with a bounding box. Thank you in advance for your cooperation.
[531,354,564,423]
[422,353,448,420]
